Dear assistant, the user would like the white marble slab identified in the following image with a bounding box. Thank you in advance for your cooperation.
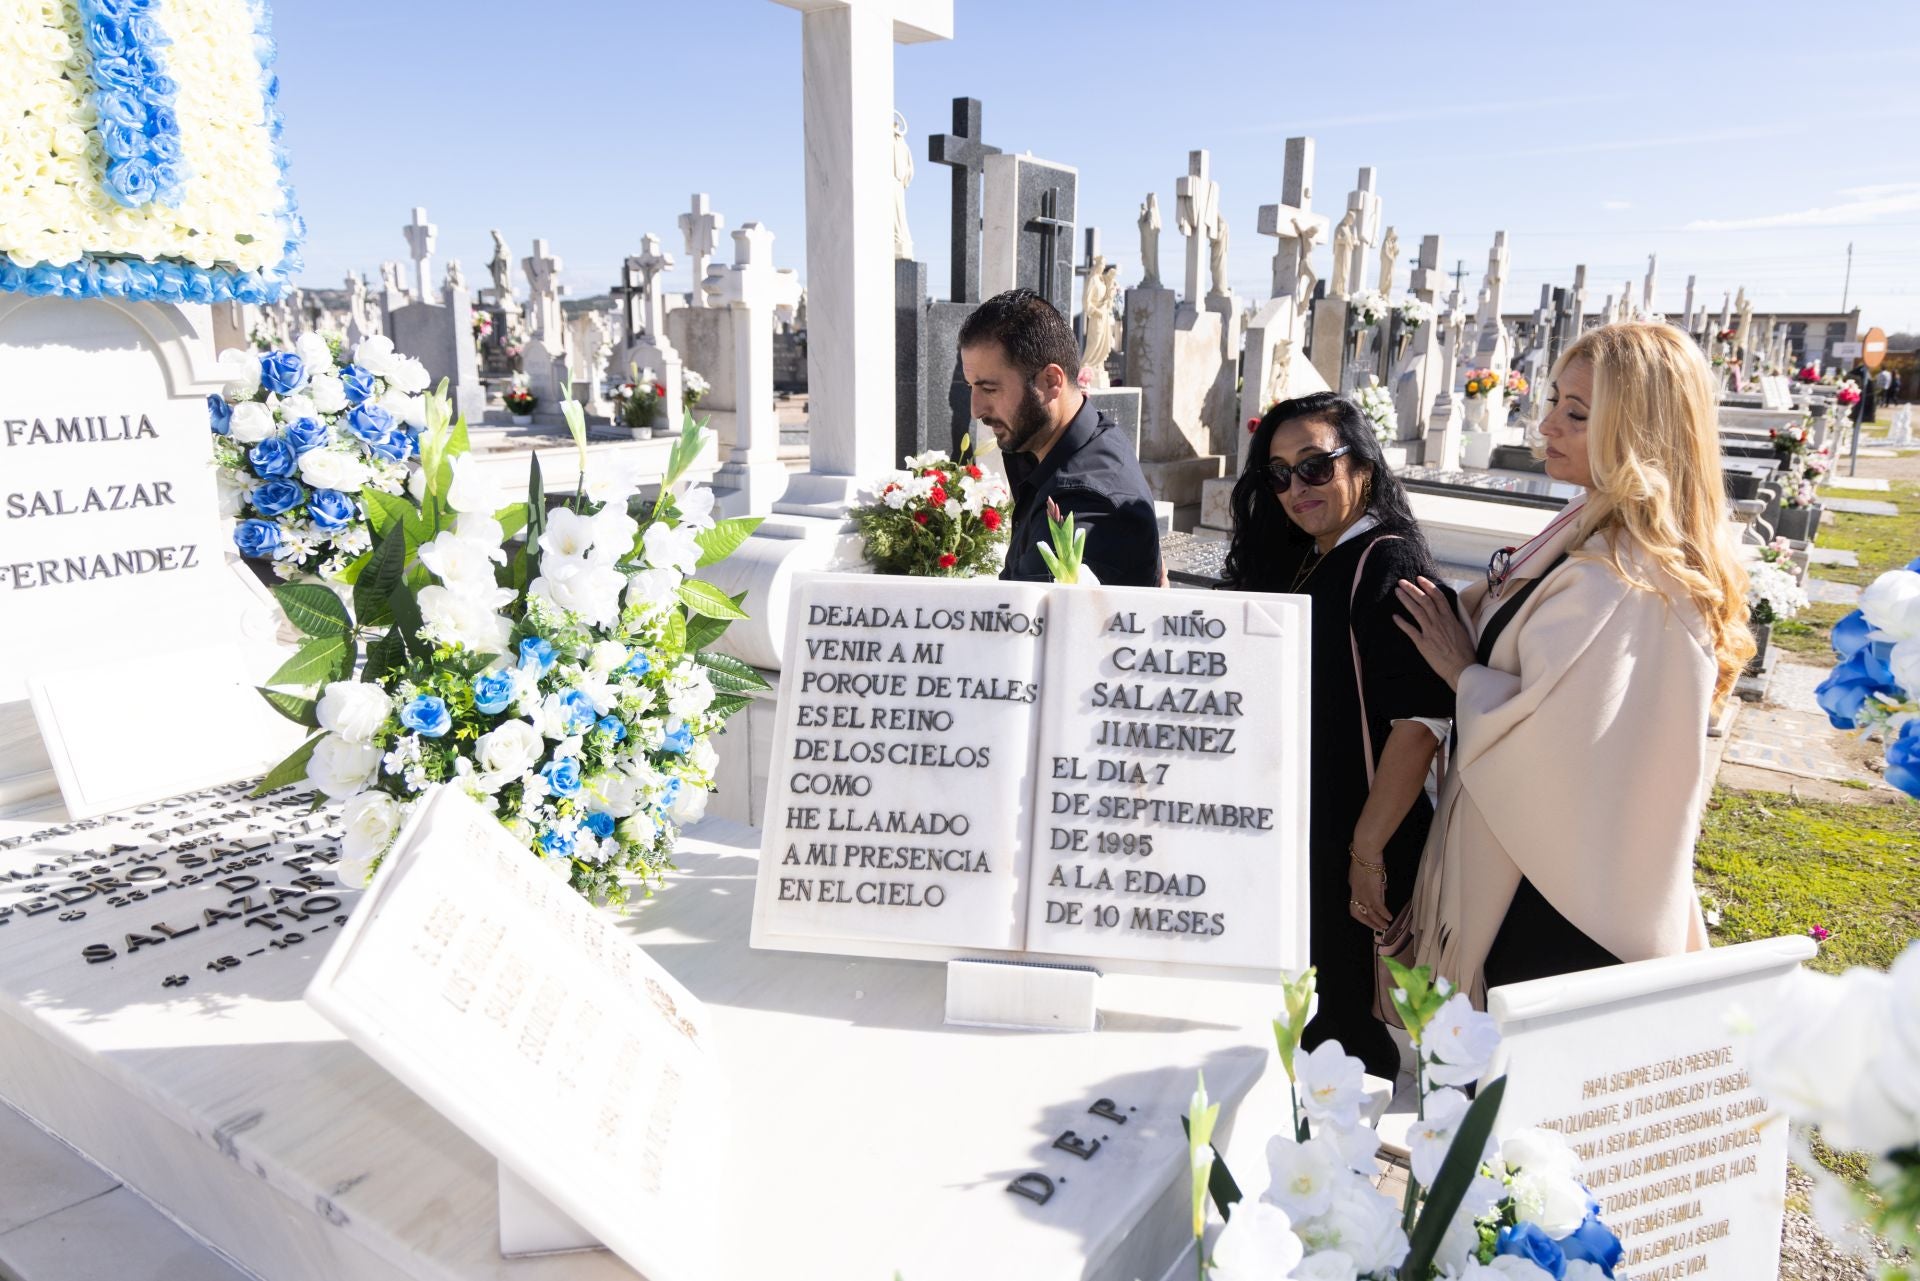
[1486,937,1816,1281]
[0,782,1278,1281]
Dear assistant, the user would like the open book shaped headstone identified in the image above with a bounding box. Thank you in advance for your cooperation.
[750,573,1311,981]
[1486,935,1817,1281]
[306,785,718,1275]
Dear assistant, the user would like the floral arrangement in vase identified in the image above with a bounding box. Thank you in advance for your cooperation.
[683,368,711,414]
[1350,291,1389,328]
[617,367,666,432]
[1770,418,1811,457]
[850,440,1012,578]
[1396,298,1434,330]
[472,312,493,342]
[1502,370,1528,405]
[1461,368,1499,399]
[1747,560,1809,627]
[1795,363,1822,384]
[1188,964,1624,1280]
[254,392,766,906]
[211,333,430,582]
[503,382,536,419]
[1815,560,1920,800]
[1836,380,1863,408]
[1355,376,1398,446]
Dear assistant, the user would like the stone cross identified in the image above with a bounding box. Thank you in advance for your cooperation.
[1408,234,1446,305]
[1642,253,1658,316]
[1174,149,1219,306]
[927,96,999,304]
[522,238,565,345]
[629,234,674,340]
[769,0,953,485]
[704,222,803,513]
[1027,187,1074,310]
[1342,168,1381,297]
[1683,274,1697,331]
[1570,263,1588,333]
[1477,231,1509,327]
[1256,136,1329,303]
[679,193,726,310]
[403,207,438,304]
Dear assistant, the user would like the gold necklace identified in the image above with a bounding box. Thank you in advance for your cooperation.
[1289,550,1326,592]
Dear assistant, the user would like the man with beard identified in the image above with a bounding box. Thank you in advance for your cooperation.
[958,289,1161,586]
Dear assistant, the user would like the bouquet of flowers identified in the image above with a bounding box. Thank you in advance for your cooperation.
[1461,368,1498,399]
[253,392,767,906]
[1770,419,1811,457]
[1396,298,1434,330]
[851,441,1012,578]
[1355,376,1398,446]
[1351,291,1389,328]
[473,312,494,341]
[1738,938,1920,1279]
[1190,964,1623,1281]
[683,368,711,415]
[617,367,666,431]
[1815,560,1920,800]
[1757,536,1794,565]
[1838,380,1863,408]
[1503,370,1528,404]
[503,381,537,416]
[1748,560,1809,625]
[1795,363,1821,384]
[211,333,430,582]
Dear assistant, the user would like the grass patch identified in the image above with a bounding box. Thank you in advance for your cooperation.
[1771,602,1849,657]
[1814,479,1920,587]
[1696,786,1920,975]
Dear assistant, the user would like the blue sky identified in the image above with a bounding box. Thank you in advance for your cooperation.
[276,0,1920,331]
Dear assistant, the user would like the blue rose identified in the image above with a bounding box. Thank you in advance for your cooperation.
[107,158,157,206]
[248,435,296,479]
[519,637,557,673]
[208,393,232,435]
[144,104,178,139]
[23,265,65,297]
[622,652,652,679]
[662,776,682,806]
[339,364,377,406]
[540,757,583,797]
[285,416,329,454]
[583,812,616,840]
[307,488,356,532]
[233,519,280,558]
[399,695,451,738]
[472,670,516,715]
[1497,1223,1566,1279]
[595,716,626,742]
[139,73,178,107]
[91,54,138,90]
[146,129,181,165]
[88,16,134,57]
[1816,643,1899,729]
[661,721,694,755]
[367,426,412,464]
[100,120,142,160]
[538,827,574,860]
[250,478,305,518]
[1830,609,1873,660]
[558,690,599,735]
[98,90,145,129]
[127,13,165,48]
[1888,721,1920,800]
[1557,1212,1622,1276]
[347,403,394,445]
[259,351,306,396]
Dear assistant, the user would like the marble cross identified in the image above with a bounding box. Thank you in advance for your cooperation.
[927,96,1000,304]
[1476,230,1509,326]
[1642,253,1658,315]
[679,194,726,310]
[1570,263,1588,333]
[1255,136,1329,303]
[1683,274,1696,332]
[632,234,674,339]
[521,238,565,344]
[1408,233,1446,305]
[1342,168,1380,298]
[1174,149,1219,306]
[403,206,437,304]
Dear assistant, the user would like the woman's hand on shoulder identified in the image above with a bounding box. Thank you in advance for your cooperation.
[1393,576,1476,691]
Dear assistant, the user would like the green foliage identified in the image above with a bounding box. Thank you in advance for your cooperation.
[678,578,747,620]
[1403,1077,1509,1280]
[695,517,762,568]
[272,582,350,637]
[250,732,322,797]
[266,633,354,687]
[256,687,318,728]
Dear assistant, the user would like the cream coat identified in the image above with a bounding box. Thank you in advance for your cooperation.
[1411,508,1714,1001]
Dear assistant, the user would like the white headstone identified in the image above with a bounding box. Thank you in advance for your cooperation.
[1342,167,1381,298]
[1174,150,1220,308]
[677,194,725,311]
[403,207,438,304]
[703,222,802,515]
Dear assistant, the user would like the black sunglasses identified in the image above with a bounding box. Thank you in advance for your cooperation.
[1259,446,1353,493]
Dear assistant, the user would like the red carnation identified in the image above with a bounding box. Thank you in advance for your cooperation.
[1247,417,1260,434]
[966,465,982,480]
[653,383,666,397]
[930,487,948,506]
[914,511,929,525]
[937,553,958,568]
[981,508,1002,531]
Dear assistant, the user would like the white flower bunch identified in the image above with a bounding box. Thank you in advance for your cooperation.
[1397,298,1435,329]
[1355,377,1398,447]
[1747,560,1808,626]
[1350,291,1390,327]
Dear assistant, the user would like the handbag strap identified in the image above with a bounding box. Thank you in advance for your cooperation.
[1475,552,1569,666]
[1348,535,1403,788]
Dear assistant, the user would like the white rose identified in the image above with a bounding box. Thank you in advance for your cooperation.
[277,392,317,424]
[539,508,597,561]
[643,521,702,575]
[474,719,546,787]
[1206,1200,1303,1281]
[309,371,349,414]
[588,640,630,676]
[445,451,492,513]
[676,484,717,531]
[618,809,660,848]
[295,331,333,371]
[587,772,638,817]
[1509,1166,1590,1238]
[1862,569,1920,642]
[417,584,515,654]
[1889,638,1920,695]
[300,448,372,492]
[689,738,719,778]
[389,355,430,394]
[531,559,626,629]
[214,467,249,518]
[315,681,392,745]
[337,791,402,884]
[354,334,400,376]
[305,734,382,799]
[379,387,429,429]
[1295,1175,1407,1276]
[229,400,275,444]
[1263,1135,1342,1220]
[589,505,640,563]
[670,781,709,824]
[626,566,683,610]
[218,347,261,399]
[418,528,507,596]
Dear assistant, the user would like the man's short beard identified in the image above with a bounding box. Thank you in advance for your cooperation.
[1001,380,1053,454]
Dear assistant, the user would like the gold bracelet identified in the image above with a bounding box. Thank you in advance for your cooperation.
[1348,847,1385,874]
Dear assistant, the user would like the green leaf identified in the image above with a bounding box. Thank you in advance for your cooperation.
[524,454,546,556]
[266,634,352,687]
[684,613,730,650]
[354,526,408,630]
[694,516,762,568]
[662,608,687,654]
[389,578,426,661]
[707,693,752,721]
[255,687,319,728]
[495,501,529,543]
[331,550,372,586]
[695,651,770,692]
[363,489,417,540]
[273,583,351,637]
[250,732,323,798]
[661,408,707,491]
[677,578,747,620]
[364,628,407,682]
[1402,1076,1508,1279]
[1178,1117,1244,1222]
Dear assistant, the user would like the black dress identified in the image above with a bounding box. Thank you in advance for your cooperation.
[1229,527,1457,1079]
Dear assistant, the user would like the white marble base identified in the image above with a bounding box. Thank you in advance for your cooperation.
[944,958,1099,1032]
[496,1164,600,1259]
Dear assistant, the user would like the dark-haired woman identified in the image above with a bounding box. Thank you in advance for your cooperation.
[1220,392,1455,1080]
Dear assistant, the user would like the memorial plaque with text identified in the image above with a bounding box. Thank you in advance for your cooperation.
[307,786,716,1281]
[1487,937,1815,1281]
[751,574,1311,979]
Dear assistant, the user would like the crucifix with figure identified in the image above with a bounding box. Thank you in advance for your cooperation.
[927,96,999,305]
[620,234,674,344]
[1256,136,1329,306]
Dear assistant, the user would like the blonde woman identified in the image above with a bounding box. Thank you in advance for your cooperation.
[1394,322,1753,1000]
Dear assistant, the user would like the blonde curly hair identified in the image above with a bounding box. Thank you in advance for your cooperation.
[1555,322,1755,704]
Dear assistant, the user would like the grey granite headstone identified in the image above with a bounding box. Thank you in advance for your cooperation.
[927,98,1000,306]
[896,259,930,467]
[924,300,977,456]
[982,154,1078,317]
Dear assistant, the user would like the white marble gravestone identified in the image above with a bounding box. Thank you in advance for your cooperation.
[1486,936,1816,1281]
[751,574,1311,981]
[0,296,294,814]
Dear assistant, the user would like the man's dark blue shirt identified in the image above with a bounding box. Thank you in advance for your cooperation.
[999,395,1161,587]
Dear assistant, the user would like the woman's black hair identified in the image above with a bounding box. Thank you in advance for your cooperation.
[1219,390,1429,590]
